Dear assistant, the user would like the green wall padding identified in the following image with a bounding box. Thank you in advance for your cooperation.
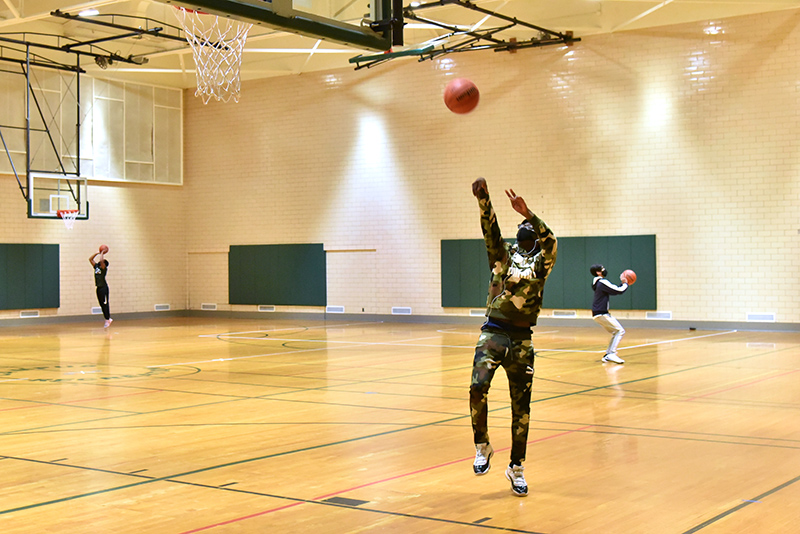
[0,244,60,310]
[441,239,491,309]
[229,244,326,306]
[441,235,656,311]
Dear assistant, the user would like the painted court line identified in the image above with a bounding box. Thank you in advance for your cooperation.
[150,334,472,368]
[0,390,158,412]
[535,329,738,354]
[179,425,594,533]
[683,368,800,402]
[620,330,737,351]
[198,321,384,338]
[160,328,739,368]
[203,335,474,349]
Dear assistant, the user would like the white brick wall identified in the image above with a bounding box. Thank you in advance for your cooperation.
[0,180,185,319]
[2,10,799,324]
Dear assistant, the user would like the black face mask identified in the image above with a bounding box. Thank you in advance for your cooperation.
[516,227,536,242]
[590,264,606,277]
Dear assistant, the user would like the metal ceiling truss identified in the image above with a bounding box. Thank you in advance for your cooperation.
[350,0,579,70]
[0,55,81,205]
[0,10,172,74]
[0,10,187,207]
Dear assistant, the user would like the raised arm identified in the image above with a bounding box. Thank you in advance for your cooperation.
[473,178,509,267]
[505,188,558,278]
[505,188,533,220]
[89,251,105,267]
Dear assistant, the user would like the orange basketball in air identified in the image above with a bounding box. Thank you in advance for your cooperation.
[444,78,480,114]
[623,269,636,285]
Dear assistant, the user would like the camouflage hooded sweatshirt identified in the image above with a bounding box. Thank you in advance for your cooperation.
[476,190,557,326]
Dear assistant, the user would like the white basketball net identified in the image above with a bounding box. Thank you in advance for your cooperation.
[59,210,78,230]
[174,7,253,104]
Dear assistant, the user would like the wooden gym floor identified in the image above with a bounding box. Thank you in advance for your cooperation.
[0,317,798,533]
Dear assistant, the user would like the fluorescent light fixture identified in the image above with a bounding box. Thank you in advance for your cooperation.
[79,9,100,16]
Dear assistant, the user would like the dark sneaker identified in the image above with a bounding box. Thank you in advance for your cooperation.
[473,443,494,475]
[505,464,528,496]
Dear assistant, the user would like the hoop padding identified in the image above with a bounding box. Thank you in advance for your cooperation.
[174,7,253,104]
[57,210,79,230]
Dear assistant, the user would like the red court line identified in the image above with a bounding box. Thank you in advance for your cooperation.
[179,424,594,533]
[0,390,158,412]
[683,368,800,402]
[313,425,595,500]
[180,502,305,533]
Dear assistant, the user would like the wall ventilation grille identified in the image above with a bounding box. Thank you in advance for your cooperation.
[746,312,775,322]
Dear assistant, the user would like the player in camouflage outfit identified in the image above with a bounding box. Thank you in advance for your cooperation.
[469,177,557,497]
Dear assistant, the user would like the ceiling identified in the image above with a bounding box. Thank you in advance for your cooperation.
[1,0,798,89]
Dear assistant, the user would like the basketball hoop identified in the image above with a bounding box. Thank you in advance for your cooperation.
[57,210,79,230]
[174,7,252,104]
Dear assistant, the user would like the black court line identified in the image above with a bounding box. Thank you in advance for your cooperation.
[5,339,796,443]
[1,334,796,524]
[4,339,795,440]
[4,410,798,522]
[4,455,156,480]
[4,454,541,532]
[0,395,144,415]
[565,428,800,451]
[0,412,469,516]
[682,474,800,533]
[170,480,547,534]
[0,360,481,436]
[531,419,800,446]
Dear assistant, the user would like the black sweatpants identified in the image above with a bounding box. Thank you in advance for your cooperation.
[96,286,110,320]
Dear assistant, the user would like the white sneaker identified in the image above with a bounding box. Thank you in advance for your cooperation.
[505,464,528,496]
[602,353,624,364]
[104,318,113,328]
[473,443,494,475]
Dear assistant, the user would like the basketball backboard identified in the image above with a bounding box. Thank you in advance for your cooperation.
[160,0,396,50]
[28,173,88,221]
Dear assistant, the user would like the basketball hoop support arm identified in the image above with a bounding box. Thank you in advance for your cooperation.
[156,0,394,51]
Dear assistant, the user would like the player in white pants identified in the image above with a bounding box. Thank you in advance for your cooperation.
[590,264,628,364]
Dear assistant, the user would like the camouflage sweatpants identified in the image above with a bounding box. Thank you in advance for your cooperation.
[469,327,535,465]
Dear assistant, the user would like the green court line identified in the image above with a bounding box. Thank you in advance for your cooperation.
[2,337,796,517]
[0,413,468,516]
[531,419,800,445]
[3,338,794,438]
[169,478,546,534]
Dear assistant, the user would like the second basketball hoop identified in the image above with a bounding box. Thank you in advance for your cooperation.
[173,7,253,104]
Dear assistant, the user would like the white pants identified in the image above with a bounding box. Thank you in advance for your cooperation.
[593,314,625,355]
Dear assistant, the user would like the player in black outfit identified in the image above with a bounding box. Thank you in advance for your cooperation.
[89,249,113,327]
